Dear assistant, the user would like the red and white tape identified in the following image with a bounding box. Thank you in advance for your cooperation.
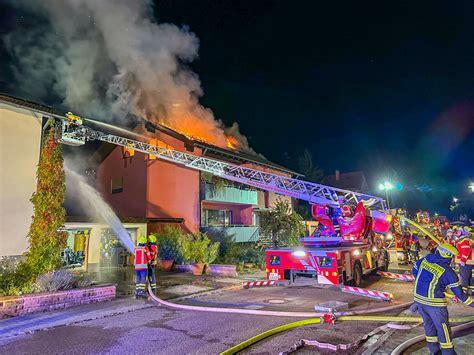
[378,271,415,282]
[341,286,393,301]
[243,281,276,289]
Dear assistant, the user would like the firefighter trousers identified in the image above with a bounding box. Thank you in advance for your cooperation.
[148,264,156,293]
[135,269,147,297]
[459,264,473,292]
[416,303,455,354]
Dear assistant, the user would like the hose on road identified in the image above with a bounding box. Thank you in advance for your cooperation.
[147,284,412,318]
[390,321,474,355]
[220,315,474,354]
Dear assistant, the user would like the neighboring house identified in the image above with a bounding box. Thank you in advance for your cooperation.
[324,170,369,193]
[0,95,49,258]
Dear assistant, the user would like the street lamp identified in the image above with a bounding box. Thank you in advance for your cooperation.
[453,197,458,203]
[379,181,394,209]
[469,183,474,193]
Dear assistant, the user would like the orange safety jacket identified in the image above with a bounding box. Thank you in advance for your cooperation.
[456,238,473,264]
[147,243,158,265]
[134,245,149,270]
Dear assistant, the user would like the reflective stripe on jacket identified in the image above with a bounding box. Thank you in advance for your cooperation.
[135,246,148,270]
[412,253,472,307]
[456,238,473,264]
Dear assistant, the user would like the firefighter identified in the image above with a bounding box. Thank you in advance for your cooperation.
[147,234,158,294]
[337,196,352,218]
[412,243,474,354]
[452,227,473,294]
[134,235,150,299]
[409,234,421,263]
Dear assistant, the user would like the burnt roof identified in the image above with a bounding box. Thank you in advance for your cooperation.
[0,92,297,175]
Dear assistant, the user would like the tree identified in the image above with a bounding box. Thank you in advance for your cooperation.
[24,122,67,277]
[259,198,305,248]
[298,149,324,183]
[296,149,324,219]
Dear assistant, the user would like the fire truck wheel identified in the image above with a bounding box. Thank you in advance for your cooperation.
[352,263,362,287]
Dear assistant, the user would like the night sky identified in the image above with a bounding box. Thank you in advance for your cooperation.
[1,0,473,214]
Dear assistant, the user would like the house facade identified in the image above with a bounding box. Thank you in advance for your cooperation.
[0,95,47,258]
[96,124,296,243]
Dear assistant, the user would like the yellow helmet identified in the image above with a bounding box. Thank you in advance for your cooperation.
[148,234,157,243]
[437,243,458,258]
[137,235,147,245]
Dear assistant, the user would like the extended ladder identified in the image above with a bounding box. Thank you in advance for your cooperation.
[60,120,386,210]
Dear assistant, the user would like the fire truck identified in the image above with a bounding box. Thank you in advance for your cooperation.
[13,103,393,289]
[266,201,392,287]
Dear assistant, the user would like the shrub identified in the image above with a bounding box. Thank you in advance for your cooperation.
[183,232,219,265]
[36,270,75,292]
[154,227,186,264]
[0,257,33,296]
[73,274,94,288]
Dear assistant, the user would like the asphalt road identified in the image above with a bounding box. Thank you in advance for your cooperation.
[0,272,416,355]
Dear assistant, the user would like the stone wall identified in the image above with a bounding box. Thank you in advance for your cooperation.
[0,284,116,318]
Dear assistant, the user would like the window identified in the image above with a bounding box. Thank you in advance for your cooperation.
[111,178,123,194]
[203,209,232,226]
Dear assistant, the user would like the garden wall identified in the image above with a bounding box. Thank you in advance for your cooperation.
[0,284,116,318]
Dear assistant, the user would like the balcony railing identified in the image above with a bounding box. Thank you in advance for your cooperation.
[201,225,260,243]
[201,182,258,205]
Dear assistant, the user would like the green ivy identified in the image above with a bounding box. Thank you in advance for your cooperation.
[24,124,67,279]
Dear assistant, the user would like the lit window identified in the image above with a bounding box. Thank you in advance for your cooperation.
[111,178,123,194]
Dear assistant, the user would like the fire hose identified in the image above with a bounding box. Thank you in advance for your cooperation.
[220,315,474,355]
[147,284,412,317]
[146,285,474,354]
[401,217,441,245]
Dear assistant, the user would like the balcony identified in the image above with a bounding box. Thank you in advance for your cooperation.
[201,225,260,243]
[201,182,258,205]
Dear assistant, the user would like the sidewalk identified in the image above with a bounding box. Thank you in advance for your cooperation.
[0,269,259,344]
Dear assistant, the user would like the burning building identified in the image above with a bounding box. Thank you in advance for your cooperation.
[0,94,298,272]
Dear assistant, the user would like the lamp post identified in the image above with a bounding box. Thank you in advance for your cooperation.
[379,181,394,209]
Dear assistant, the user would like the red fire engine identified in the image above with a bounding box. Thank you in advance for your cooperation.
[266,201,392,287]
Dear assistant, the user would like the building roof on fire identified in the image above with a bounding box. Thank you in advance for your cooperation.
[0,93,299,176]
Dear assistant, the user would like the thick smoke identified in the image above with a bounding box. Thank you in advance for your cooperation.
[5,0,253,152]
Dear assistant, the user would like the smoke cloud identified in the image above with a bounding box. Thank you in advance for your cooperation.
[5,0,253,152]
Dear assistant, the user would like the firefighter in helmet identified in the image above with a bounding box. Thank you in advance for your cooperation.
[147,234,158,294]
[452,227,473,294]
[412,243,474,354]
[134,235,150,299]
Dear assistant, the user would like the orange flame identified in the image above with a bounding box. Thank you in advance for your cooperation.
[226,135,239,150]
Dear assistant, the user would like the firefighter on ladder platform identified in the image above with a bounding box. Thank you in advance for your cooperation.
[452,227,473,295]
[147,234,158,295]
[135,235,150,299]
[412,243,474,354]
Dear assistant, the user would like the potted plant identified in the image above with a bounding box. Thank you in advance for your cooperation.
[183,232,219,275]
[156,228,185,271]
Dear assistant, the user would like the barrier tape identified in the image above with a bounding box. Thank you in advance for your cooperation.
[378,271,415,282]
[243,281,276,289]
[342,286,393,301]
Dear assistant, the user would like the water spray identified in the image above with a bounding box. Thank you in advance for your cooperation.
[65,167,135,252]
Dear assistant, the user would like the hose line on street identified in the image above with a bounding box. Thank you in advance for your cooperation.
[147,284,413,318]
[220,315,474,354]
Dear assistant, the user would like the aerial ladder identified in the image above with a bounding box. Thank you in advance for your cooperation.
[55,112,394,287]
[57,112,387,211]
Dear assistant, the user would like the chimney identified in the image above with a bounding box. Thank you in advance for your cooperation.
[335,170,340,181]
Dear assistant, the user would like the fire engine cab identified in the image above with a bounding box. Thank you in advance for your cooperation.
[266,201,392,287]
